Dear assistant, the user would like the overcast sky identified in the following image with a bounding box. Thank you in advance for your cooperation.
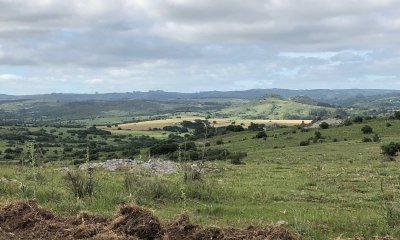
[0,0,399,94]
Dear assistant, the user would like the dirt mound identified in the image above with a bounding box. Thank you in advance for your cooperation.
[0,200,301,240]
[111,205,163,239]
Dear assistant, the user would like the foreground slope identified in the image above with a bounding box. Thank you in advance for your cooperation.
[0,118,400,239]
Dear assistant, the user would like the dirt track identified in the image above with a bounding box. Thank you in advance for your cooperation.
[0,200,300,240]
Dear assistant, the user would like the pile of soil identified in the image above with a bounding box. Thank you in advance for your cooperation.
[0,200,301,240]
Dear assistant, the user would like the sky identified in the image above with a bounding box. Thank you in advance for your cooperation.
[0,0,400,95]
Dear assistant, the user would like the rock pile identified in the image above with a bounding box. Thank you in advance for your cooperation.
[79,159,178,174]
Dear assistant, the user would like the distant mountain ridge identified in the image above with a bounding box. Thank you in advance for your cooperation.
[1,89,400,104]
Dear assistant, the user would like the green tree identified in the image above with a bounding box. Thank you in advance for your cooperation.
[361,125,373,134]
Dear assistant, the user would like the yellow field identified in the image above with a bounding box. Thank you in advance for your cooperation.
[110,117,311,131]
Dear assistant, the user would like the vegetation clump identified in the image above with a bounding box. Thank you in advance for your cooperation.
[255,131,268,139]
[319,122,329,129]
[381,142,400,157]
[361,125,373,134]
[229,152,247,165]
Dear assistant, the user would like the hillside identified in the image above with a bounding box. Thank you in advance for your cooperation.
[0,98,245,124]
[214,95,336,119]
[1,117,400,239]
[2,88,400,104]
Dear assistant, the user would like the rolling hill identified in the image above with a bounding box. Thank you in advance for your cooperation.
[214,95,336,119]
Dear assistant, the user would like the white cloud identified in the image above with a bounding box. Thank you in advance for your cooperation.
[0,74,22,81]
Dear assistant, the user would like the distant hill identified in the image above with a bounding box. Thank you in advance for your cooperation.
[2,89,400,104]
[214,95,336,119]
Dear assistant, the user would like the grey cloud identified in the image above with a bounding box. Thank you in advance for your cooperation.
[0,0,400,94]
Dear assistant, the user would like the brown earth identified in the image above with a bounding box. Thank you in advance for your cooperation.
[0,200,300,240]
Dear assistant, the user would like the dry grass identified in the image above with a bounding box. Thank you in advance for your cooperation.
[112,117,311,130]
[0,200,301,240]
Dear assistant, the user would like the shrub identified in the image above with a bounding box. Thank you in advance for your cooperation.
[373,134,380,142]
[225,125,244,132]
[314,131,322,139]
[3,154,13,160]
[248,122,265,131]
[319,122,329,129]
[361,125,373,134]
[394,111,400,120]
[229,152,247,165]
[381,142,400,156]
[300,140,310,146]
[150,143,178,155]
[386,123,392,127]
[183,165,202,182]
[344,119,353,126]
[354,116,363,123]
[362,137,372,143]
[64,171,94,199]
[255,131,268,139]
[205,148,229,161]
[73,159,85,165]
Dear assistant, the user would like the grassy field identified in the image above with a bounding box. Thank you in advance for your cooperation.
[1,118,400,239]
[215,96,335,119]
[113,117,311,130]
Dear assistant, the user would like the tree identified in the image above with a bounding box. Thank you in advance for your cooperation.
[361,125,373,134]
[226,125,244,132]
[319,122,329,129]
[248,122,265,131]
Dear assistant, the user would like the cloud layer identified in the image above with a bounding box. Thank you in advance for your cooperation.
[0,0,399,94]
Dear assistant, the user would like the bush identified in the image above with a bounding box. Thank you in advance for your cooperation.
[248,122,265,131]
[229,152,247,165]
[319,122,329,129]
[150,143,178,155]
[354,116,363,123]
[362,137,372,143]
[225,125,244,132]
[73,159,85,165]
[300,140,310,146]
[373,134,380,142]
[344,118,353,126]
[314,131,322,139]
[386,123,392,127]
[394,111,400,120]
[255,131,268,139]
[381,142,400,156]
[205,148,229,161]
[64,171,94,199]
[361,125,373,134]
